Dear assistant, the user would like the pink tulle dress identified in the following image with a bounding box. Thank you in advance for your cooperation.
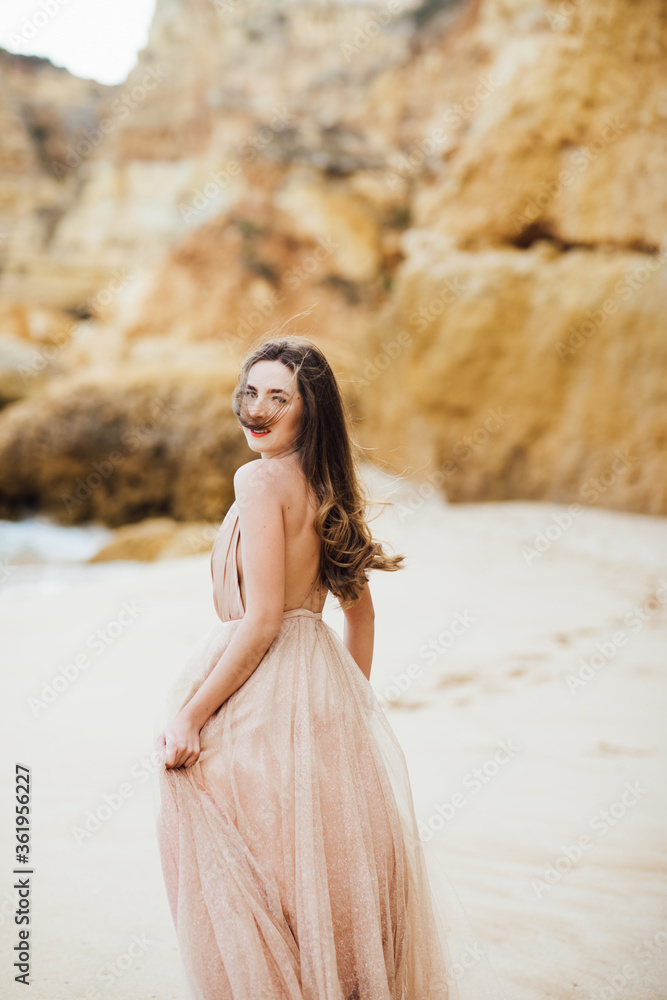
[154,500,507,1000]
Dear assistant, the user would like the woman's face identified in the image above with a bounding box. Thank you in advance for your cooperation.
[240,360,304,459]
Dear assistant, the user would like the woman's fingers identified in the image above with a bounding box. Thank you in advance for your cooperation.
[182,740,201,769]
[160,710,202,769]
[164,739,200,769]
[164,738,177,769]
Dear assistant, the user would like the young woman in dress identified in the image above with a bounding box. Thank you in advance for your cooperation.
[154,337,506,1000]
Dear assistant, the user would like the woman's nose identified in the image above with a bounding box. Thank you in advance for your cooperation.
[248,399,266,421]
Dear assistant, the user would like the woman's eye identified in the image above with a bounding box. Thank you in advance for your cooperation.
[243,389,287,403]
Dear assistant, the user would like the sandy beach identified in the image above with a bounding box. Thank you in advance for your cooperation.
[1,472,666,1000]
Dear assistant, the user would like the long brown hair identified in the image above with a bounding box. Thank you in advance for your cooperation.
[231,336,405,608]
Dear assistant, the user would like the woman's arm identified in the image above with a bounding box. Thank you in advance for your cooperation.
[341,578,375,681]
[159,460,287,769]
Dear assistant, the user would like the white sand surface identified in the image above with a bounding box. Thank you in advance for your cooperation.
[1,474,666,1000]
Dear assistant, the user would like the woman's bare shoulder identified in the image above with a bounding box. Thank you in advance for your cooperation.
[233,458,301,507]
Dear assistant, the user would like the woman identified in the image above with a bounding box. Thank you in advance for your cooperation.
[154,337,506,1000]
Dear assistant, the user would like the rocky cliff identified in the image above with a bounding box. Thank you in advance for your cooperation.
[361,0,667,513]
[0,0,664,528]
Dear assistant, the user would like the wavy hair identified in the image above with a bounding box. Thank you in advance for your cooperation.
[231,335,405,609]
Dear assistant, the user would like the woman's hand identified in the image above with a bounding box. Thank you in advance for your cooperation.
[156,708,202,769]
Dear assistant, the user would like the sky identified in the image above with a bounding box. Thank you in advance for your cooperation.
[0,0,158,85]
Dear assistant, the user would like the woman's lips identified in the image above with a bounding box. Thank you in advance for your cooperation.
[250,428,270,437]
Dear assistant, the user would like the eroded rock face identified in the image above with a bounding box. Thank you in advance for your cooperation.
[362,236,667,513]
[413,0,667,251]
[357,0,667,515]
[0,0,665,526]
[0,50,118,307]
[0,49,114,177]
[0,365,251,525]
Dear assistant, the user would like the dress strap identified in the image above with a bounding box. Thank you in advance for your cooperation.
[301,571,319,610]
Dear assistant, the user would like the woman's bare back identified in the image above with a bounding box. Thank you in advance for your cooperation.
[236,459,327,615]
